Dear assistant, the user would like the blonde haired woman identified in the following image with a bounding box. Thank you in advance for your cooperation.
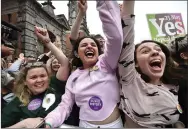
[1,27,79,128]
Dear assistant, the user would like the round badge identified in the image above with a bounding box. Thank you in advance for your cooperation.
[177,104,183,114]
[89,96,103,111]
[28,99,42,111]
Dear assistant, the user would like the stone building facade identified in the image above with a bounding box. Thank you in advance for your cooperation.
[67,0,89,35]
[65,0,90,57]
[1,0,89,59]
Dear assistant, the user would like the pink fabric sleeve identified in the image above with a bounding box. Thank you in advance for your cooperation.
[45,89,75,127]
[97,1,123,71]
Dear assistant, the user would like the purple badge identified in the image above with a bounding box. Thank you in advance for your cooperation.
[28,99,42,111]
[89,96,103,111]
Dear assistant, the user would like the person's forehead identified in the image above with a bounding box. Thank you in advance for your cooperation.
[137,42,160,50]
[80,38,95,44]
[52,59,58,62]
[27,67,47,74]
[96,37,105,41]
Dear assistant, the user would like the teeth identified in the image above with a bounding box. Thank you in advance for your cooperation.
[85,50,94,57]
[86,51,93,54]
[35,84,43,87]
[151,59,161,63]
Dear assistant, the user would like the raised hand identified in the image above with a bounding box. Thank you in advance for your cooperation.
[34,26,51,45]
[19,53,24,60]
[18,53,25,63]
[78,0,87,15]
[121,0,135,17]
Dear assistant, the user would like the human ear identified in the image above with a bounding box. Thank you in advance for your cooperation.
[74,51,79,58]
[180,52,188,60]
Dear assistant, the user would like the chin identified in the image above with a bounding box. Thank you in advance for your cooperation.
[52,68,59,72]
[149,72,163,79]
[35,89,46,95]
[152,74,162,78]
[85,58,97,64]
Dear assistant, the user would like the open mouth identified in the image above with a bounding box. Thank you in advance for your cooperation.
[85,50,94,58]
[53,66,60,69]
[149,59,162,71]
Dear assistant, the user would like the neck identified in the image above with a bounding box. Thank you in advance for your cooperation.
[83,63,95,69]
[149,78,161,85]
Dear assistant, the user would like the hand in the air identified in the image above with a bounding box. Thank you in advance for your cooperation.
[34,26,51,44]
[78,0,87,15]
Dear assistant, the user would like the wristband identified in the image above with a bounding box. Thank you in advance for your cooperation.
[45,122,52,128]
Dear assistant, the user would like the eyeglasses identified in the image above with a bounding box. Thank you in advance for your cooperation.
[24,62,44,68]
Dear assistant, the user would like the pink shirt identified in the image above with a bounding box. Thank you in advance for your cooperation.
[45,1,123,127]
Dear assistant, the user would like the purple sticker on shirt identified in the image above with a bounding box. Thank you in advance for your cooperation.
[28,99,42,111]
[89,96,103,111]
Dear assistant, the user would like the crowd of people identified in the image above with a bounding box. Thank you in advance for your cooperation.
[1,0,187,128]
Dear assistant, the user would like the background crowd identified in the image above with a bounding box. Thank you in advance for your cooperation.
[1,0,187,128]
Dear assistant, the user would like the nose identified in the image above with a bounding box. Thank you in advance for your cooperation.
[36,77,43,82]
[86,44,93,48]
[54,62,59,65]
[151,50,159,56]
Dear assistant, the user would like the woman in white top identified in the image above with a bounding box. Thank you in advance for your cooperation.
[118,0,182,128]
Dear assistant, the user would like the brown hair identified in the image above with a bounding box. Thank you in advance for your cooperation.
[167,34,188,64]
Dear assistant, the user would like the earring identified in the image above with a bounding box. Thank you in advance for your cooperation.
[74,51,79,58]
[135,63,139,68]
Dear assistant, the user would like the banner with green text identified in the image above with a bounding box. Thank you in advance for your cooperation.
[146,13,186,44]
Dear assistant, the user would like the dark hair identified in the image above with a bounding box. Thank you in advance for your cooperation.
[167,34,188,64]
[94,34,104,39]
[1,39,15,49]
[134,40,177,85]
[71,36,103,68]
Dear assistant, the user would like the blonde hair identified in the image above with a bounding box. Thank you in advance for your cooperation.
[1,58,8,69]
[14,63,48,106]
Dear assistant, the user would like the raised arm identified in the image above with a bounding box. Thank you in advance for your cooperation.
[118,0,136,84]
[45,88,75,128]
[97,1,123,70]
[121,0,135,17]
[70,0,87,41]
[34,26,69,81]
